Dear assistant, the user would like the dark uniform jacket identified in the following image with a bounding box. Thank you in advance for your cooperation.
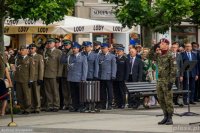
[115,55,130,81]
[31,53,44,81]
[14,55,35,83]
[43,48,63,78]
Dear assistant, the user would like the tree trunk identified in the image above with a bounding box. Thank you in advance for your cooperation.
[142,26,152,48]
[0,16,5,78]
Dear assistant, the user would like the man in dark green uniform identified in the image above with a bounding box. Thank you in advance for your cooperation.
[148,38,176,125]
[29,43,44,113]
[43,38,63,112]
[15,45,35,114]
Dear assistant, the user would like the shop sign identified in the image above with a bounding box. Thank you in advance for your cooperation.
[91,7,115,18]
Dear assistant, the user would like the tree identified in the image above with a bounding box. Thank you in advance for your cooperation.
[105,0,197,47]
[0,0,76,77]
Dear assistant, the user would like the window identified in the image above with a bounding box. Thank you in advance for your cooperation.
[171,26,198,46]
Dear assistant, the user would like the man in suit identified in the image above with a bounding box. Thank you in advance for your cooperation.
[113,46,129,108]
[128,48,143,82]
[15,45,35,114]
[60,39,73,110]
[62,42,88,112]
[43,38,63,112]
[171,42,183,105]
[97,43,117,110]
[28,43,44,113]
[191,42,200,102]
[181,43,199,105]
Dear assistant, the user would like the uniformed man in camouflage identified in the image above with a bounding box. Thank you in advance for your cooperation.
[29,43,44,113]
[43,38,63,112]
[15,45,35,114]
[148,38,176,125]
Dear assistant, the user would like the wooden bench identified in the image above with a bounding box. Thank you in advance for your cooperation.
[125,81,189,109]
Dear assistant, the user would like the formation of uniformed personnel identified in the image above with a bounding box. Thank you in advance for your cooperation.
[61,42,88,112]
[97,43,117,110]
[148,38,176,125]
[43,38,63,112]
[113,46,130,109]
[14,45,35,114]
[28,44,44,113]
[60,39,73,110]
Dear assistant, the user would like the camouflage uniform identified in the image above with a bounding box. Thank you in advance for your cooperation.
[148,47,176,114]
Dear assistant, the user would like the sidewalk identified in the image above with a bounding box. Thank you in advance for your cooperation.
[1,105,200,133]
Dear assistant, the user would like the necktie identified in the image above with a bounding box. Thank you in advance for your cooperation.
[187,52,192,61]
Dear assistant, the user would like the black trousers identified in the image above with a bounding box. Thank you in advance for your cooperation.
[113,81,126,107]
[183,77,196,103]
[69,82,80,109]
[100,80,113,107]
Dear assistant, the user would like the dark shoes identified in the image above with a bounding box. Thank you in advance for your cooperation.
[158,113,168,125]
[158,113,173,125]
[190,101,196,105]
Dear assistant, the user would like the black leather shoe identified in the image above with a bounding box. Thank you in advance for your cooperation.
[22,111,30,115]
[46,108,53,112]
[190,101,196,104]
[107,106,112,110]
[53,108,59,112]
[165,113,173,125]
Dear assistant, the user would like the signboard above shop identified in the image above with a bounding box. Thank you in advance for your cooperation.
[90,7,115,19]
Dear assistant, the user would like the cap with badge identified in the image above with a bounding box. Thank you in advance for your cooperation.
[62,39,72,46]
[46,38,56,43]
[72,42,81,49]
[93,41,101,46]
[55,38,60,43]
[28,43,37,49]
[101,43,109,48]
[20,45,28,50]
[116,46,125,51]
[82,41,92,47]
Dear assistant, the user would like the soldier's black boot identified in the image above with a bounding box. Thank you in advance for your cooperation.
[165,113,173,125]
[158,113,168,125]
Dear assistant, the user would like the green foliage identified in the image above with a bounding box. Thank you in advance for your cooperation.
[3,0,76,24]
[106,0,199,33]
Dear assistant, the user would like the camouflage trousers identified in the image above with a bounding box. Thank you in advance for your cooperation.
[157,81,173,114]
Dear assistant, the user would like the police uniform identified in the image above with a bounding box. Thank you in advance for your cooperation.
[113,47,129,108]
[64,42,88,111]
[82,41,99,80]
[15,45,35,114]
[148,38,176,125]
[43,38,63,111]
[29,44,44,113]
[97,43,117,109]
[60,39,73,109]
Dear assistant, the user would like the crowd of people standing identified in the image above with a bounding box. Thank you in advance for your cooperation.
[0,38,200,116]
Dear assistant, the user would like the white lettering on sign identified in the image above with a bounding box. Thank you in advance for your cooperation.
[18,27,29,32]
[93,25,104,31]
[74,26,84,32]
[38,27,48,33]
[113,26,123,32]
[25,19,36,25]
[5,20,19,25]
[4,27,9,33]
